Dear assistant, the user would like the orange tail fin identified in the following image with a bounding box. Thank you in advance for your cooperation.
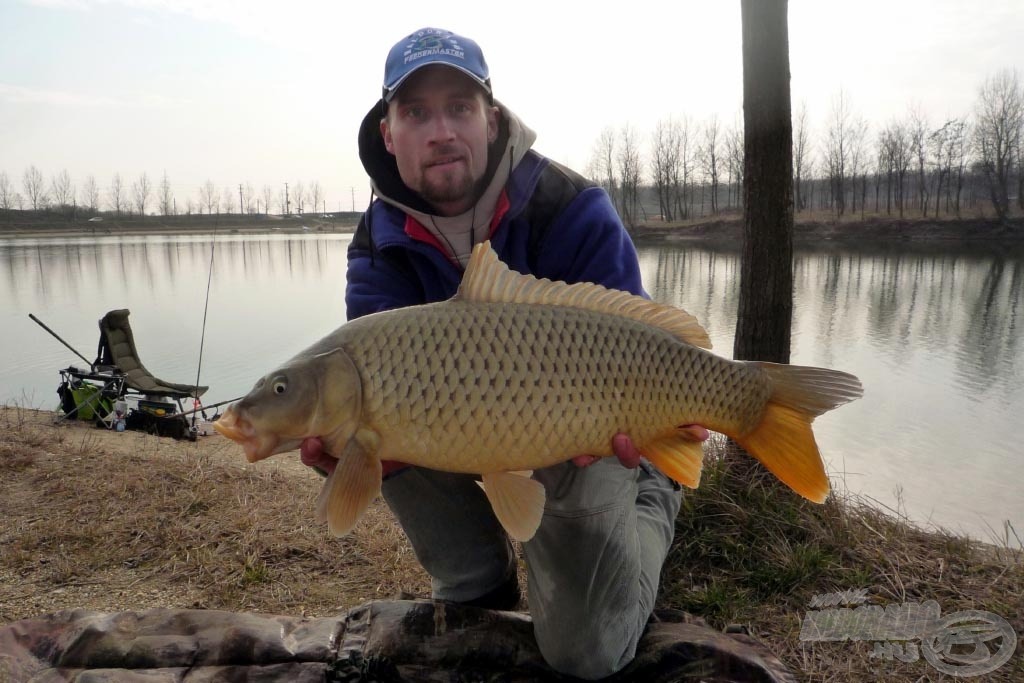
[732,402,829,502]
[732,363,863,503]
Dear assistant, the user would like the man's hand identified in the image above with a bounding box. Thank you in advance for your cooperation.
[300,438,409,478]
[571,425,710,469]
[300,437,337,474]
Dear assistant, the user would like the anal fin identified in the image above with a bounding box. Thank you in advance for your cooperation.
[642,429,705,488]
[478,471,546,542]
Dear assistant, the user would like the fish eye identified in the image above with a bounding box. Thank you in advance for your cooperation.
[272,380,287,395]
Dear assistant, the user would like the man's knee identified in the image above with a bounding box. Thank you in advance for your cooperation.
[535,624,639,680]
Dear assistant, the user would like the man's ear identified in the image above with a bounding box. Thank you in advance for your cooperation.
[486,106,499,144]
[380,118,395,155]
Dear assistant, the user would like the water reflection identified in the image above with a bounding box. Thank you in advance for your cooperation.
[1,234,350,413]
[638,242,1024,541]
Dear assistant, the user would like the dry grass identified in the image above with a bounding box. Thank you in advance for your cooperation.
[1,408,1021,681]
[0,405,427,623]
[660,435,1024,681]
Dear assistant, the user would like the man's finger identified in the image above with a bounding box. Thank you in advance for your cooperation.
[611,433,643,469]
[678,424,710,442]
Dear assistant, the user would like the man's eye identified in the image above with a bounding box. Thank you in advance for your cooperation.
[405,106,427,121]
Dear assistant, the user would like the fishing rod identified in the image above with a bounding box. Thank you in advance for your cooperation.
[190,219,218,434]
[156,394,242,420]
[28,313,93,366]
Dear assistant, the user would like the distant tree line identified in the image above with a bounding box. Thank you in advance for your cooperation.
[0,168,333,222]
[3,69,1020,228]
[587,68,1023,226]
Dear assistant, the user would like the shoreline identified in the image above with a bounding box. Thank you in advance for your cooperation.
[0,222,358,241]
[631,214,1024,249]
[2,214,1022,245]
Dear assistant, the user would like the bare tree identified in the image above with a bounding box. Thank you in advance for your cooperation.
[880,118,913,218]
[948,118,971,215]
[80,175,100,212]
[309,181,324,215]
[929,119,969,216]
[824,91,853,216]
[50,169,74,209]
[975,68,1023,221]
[587,126,619,210]
[650,117,686,222]
[23,165,47,210]
[674,116,695,219]
[0,172,12,216]
[793,101,811,212]
[701,116,722,214]
[724,116,744,211]
[131,172,152,217]
[158,172,174,216]
[616,124,642,228]
[262,185,274,216]
[846,116,868,217]
[908,105,931,215]
[221,186,235,215]
[243,183,255,214]
[292,181,306,214]
[109,173,125,215]
[200,180,218,215]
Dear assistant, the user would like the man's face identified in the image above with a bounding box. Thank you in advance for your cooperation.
[381,65,498,216]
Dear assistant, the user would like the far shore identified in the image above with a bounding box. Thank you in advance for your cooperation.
[0,215,358,240]
[2,212,1023,247]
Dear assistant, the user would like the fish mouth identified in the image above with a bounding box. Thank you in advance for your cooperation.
[213,408,276,463]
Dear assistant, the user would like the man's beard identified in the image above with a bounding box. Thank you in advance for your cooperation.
[419,168,476,208]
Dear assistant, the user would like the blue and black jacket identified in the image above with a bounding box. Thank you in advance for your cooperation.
[346,99,646,320]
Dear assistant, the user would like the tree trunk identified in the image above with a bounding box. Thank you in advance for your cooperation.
[734,0,793,365]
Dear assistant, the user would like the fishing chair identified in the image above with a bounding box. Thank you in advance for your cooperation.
[57,309,208,439]
[94,309,208,402]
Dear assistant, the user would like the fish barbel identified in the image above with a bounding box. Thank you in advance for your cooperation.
[215,241,863,541]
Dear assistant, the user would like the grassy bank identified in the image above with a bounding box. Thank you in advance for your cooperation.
[1,407,1021,681]
[632,211,1024,249]
[0,212,360,239]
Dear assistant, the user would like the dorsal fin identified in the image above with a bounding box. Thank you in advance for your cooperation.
[456,241,712,350]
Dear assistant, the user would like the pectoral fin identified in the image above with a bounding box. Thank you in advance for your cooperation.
[642,429,705,488]
[477,471,546,542]
[315,432,382,536]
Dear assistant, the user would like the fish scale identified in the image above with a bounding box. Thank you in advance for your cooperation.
[338,301,769,472]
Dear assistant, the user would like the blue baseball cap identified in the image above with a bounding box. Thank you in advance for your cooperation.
[382,27,491,102]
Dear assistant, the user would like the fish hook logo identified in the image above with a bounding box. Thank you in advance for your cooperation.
[799,591,1017,677]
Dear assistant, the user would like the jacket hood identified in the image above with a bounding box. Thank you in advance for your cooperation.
[357,98,537,230]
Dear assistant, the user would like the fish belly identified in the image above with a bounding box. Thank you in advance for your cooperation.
[344,301,770,473]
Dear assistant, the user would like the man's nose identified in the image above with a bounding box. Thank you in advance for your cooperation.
[428,114,457,141]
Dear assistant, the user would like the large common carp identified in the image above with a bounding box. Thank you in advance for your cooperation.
[215,242,863,542]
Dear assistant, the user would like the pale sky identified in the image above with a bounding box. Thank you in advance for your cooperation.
[1,0,1021,213]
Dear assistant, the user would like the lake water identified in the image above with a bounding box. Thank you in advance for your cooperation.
[2,233,1021,543]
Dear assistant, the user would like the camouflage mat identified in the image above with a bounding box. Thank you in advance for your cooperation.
[0,600,795,682]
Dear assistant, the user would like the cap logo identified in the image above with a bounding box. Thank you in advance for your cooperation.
[403,30,466,65]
